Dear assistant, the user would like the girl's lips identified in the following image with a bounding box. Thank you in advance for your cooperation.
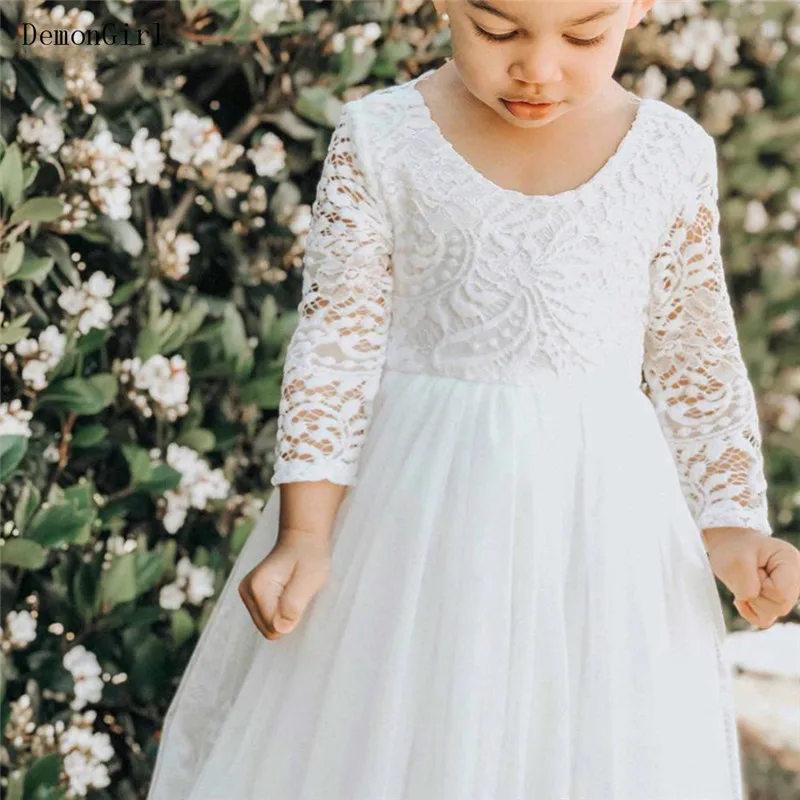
[502,99,560,119]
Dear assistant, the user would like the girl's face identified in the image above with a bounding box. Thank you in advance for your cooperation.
[434,0,655,128]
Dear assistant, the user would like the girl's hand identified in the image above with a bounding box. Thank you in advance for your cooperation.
[702,527,800,629]
[238,528,332,641]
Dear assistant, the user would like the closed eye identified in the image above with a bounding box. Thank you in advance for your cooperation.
[472,23,607,49]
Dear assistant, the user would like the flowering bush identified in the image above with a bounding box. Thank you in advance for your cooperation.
[0,1,798,797]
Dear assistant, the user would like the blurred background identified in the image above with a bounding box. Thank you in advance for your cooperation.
[0,1,798,797]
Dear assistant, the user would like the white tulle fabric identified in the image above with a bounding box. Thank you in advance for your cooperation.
[146,70,771,800]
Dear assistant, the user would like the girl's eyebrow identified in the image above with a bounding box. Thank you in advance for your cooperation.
[465,0,621,27]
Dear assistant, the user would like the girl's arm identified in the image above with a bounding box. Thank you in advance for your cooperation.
[642,130,772,538]
[271,102,394,535]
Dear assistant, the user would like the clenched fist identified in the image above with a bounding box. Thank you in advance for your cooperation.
[238,528,333,641]
[703,526,800,630]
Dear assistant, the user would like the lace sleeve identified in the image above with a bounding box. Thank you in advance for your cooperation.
[270,103,394,487]
[643,131,772,535]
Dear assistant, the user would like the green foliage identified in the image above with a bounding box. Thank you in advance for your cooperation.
[0,1,798,797]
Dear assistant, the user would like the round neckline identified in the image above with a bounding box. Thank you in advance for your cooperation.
[406,69,650,203]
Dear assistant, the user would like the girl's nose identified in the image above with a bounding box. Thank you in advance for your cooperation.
[509,42,564,86]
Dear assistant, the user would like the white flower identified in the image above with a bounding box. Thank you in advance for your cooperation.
[130,128,165,185]
[114,353,190,421]
[155,222,200,280]
[165,110,223,168]
[57,272,115,334]
[135,354,191,411]
[788,187,800,214]
[57,286,88,316]
[15,325,67,390]
[777,211,797,231]
[158,583,186,610]
[0,400,33,437]
[63,645,104,710]
[64,645,102,680]
[72,675,104,710]
[247,132,287,179]
[288,203,312,236]
[174,557,216,606]
[4,610,37,649]
[649,0,703,25]
[743,200,769,234]
[162,492,190,534]
[58,131,135,220]
[637,65,667,100]
[776,245,799,276]
[95,183,131,220]
[21,359,50,391]
[667,18,740,71]
[59,710,114,796]
[17,108,65,156]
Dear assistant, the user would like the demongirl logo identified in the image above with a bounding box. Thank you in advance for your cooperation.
[20,22,161,47]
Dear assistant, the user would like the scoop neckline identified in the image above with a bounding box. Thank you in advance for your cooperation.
[406,68,650,203]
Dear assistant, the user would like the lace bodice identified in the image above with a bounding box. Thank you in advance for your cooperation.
[270,72,772,536]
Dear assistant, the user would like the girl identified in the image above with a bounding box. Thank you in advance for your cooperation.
[146,2,800,798]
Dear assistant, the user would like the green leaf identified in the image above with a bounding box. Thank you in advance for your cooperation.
[92,217,144,257]
[175,428,215,453]
[240,371,282,409]
[138,463,181,494]
[39,374,118,415]
[0,313,32,346]
[130,633,168,703]
[295,87,343,128]
[14,480,40,534]
[338,40,377,87]
[98,604,162,632]
[221,304,254,380]
[10,254,54,285]
[0,28,16,59]
[170,608,196,647]
[121,444,153,485]
[230,516,255,556]
[0,142,23,208]
[74,327,109,355]
[209,0,240,19]
[1,539,46,570]
[0,241,25,280]
[22,753,61,795]
[101,552,138,610]
[73,561,101,621]
[8,197,65,226]
[135,551,164,596]
[26,504,94,548]
[70,425,108,449]
[135,328,161,361]
[4,767,24,800]
[109,278,144,306]
[63,483,93,511]
[0,435,28,482]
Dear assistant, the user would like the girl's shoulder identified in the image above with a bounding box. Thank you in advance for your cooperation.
[341,79,417,137]
[636,97,717,172]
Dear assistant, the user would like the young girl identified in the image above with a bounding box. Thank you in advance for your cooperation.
[146,1,800,798]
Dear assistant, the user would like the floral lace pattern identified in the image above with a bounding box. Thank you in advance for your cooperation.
[270,73,771,535]
[270,104,394,486]
[643,133,770,533]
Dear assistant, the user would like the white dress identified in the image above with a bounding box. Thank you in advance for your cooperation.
[146,67,773,800]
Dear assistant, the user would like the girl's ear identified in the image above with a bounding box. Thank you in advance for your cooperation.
[626,0,657,29]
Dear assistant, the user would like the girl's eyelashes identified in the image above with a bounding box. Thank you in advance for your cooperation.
[471,23,607,49]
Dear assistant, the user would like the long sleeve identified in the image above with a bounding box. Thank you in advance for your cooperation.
[270,103,394,487]
[642,130,772,535]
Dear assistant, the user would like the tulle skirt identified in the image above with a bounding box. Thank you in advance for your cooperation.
[145,367,744,800]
